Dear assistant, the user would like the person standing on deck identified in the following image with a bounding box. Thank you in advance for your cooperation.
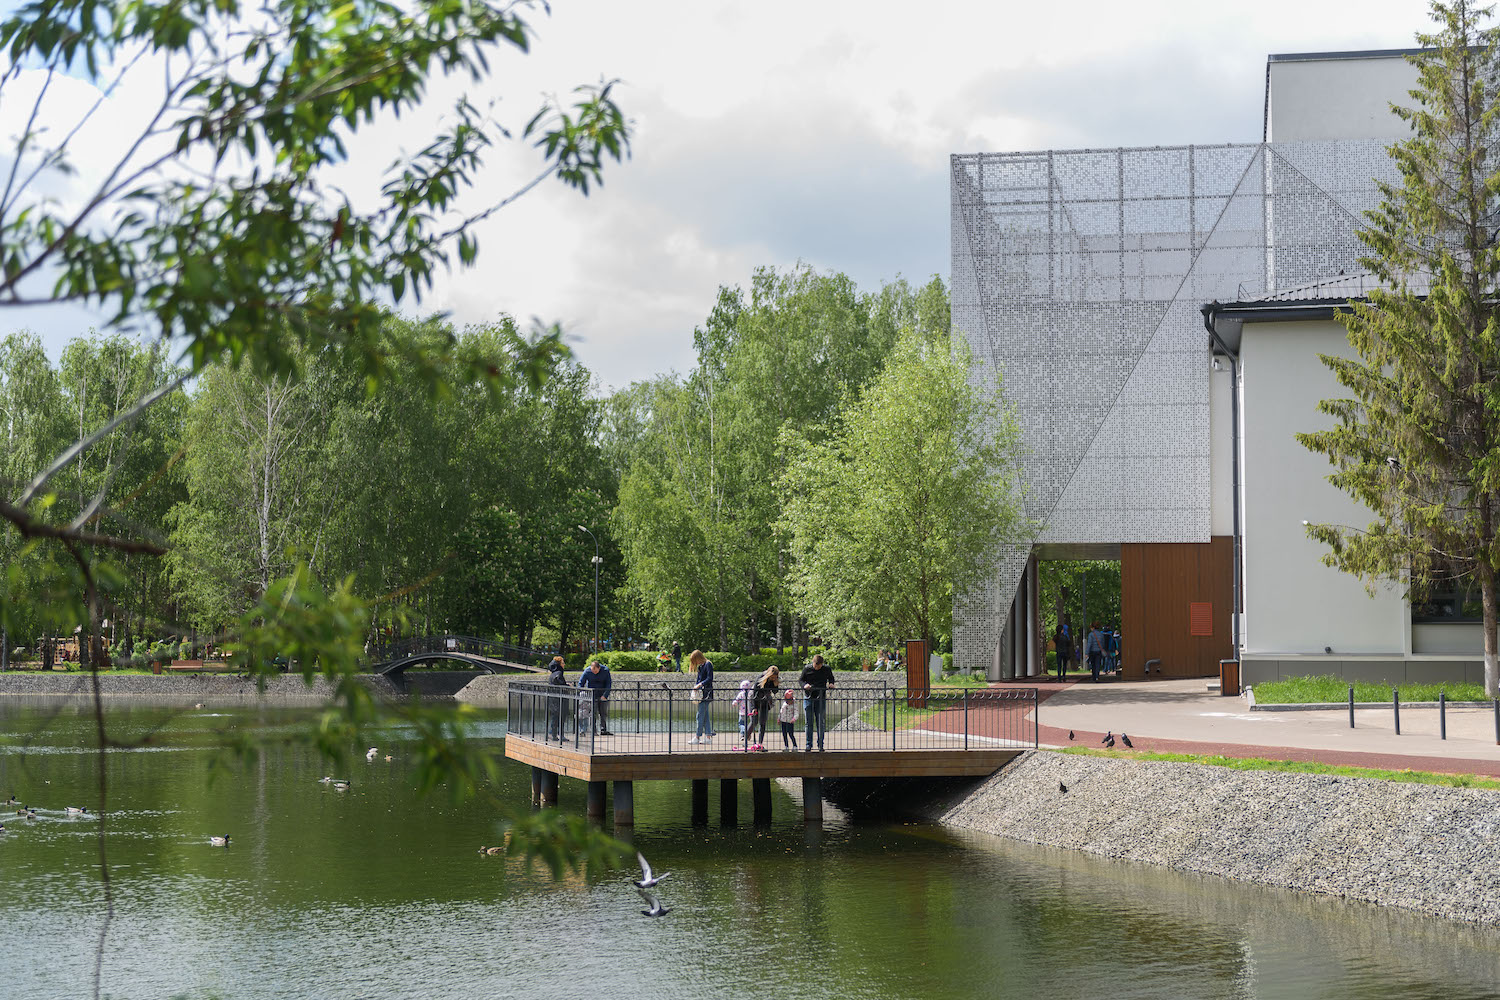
[546,656,568,741]
[578,659,613,736]
[688,649,715,743]
[799,654,835,752]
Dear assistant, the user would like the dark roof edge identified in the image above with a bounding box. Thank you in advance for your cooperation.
[1267,48,1428,63]
[1203,299,1350,325]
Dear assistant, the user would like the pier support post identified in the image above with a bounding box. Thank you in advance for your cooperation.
[539,769,559,807]
[530,766,544,806]
[802,776,823,823]
[587,780,607,820]
[752,778,772,824]
[720,778,738,826]
[691,779,709,825]
[613,781,635,826]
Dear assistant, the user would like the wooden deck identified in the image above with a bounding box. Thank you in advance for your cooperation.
[505,733,1021,782]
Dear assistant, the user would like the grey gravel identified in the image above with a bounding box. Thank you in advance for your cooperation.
[931,750,1500,926]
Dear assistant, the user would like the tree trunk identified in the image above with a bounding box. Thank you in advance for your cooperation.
[718,610,728,653]
[747,570,760,654]
[1483,566,1498,699]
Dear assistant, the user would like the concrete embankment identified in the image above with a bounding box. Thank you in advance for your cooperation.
[0,671,400,704]
[900,750,1500,926]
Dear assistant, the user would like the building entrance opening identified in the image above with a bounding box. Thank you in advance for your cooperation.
[1041,558,1121,682]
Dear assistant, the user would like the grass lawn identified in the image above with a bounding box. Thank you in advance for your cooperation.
[1253,674,1492,704]
[1054,746,1500,791]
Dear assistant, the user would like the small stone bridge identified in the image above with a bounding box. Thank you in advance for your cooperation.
[368,634,548,678]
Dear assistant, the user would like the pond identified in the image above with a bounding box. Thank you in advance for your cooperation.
[1,702,1497,1000]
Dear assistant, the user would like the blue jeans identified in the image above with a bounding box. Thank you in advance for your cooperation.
[695,700,713,737]
[804,697,826,749]
[1088,651,1102,681]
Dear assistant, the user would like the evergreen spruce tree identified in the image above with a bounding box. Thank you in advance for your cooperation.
[1298,1,1500,696]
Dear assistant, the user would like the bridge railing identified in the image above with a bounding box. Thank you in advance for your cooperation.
[368,634,548,667]
[505,680,1037,754]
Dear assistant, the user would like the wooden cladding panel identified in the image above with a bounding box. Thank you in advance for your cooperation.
[1120,538,1233,679]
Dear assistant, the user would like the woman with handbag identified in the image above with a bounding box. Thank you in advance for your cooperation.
[745,665,778,751]
[688,649,715,744]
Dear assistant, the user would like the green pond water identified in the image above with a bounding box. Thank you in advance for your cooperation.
[1,701,1498,1000]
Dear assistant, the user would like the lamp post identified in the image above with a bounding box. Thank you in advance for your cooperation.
[577,524,601,654]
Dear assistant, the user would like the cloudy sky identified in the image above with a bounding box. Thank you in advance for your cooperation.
[1,0,1435,388]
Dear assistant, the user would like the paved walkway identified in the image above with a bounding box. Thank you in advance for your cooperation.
[991,676,1500,778]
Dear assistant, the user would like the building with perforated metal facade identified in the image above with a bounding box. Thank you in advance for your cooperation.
[952,49,1487,685]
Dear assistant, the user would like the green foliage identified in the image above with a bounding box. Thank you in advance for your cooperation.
[1053,747,1500,791]
[1251,674,1490,704]
[779,327,1027,648]
[0,0,634,898]
[1295,1,1500,696]
[612,266,950,652]
[1039,560,1121,636]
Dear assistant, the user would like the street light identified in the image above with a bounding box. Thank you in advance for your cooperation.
[577,524,601,654]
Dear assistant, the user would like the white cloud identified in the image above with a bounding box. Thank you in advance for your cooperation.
[0,0,1434,388]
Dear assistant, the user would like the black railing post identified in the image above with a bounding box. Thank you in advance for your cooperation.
[1440,690,1447,740]
[636,682,641,734]
[1393,687,1400,735]
[964,689,970,751]
[1348,686,1355,729]
[892,690,898,751]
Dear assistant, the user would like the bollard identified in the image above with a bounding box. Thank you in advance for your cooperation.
[1349,686,1355,729]
[1393,687,1400,735]
[1440,690,1447,740]
[1494,699,1499,746]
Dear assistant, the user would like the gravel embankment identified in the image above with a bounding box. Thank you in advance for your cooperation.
[928,750,1500,925]
[0,671,400,704]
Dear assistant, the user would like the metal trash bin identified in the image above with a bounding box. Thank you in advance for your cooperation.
[1219,659,1239,697]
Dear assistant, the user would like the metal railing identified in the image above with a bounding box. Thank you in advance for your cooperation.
[368,634,548,668]
[505,680,1038,754]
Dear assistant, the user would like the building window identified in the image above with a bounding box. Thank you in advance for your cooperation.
[1189,602,1213,636]
[1411,558,1483,623]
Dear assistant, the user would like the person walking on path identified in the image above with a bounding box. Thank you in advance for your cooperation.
[688,649,715,743]
[777,689,799,749]
[671,640,682,672]
[546,655,569,741]
[1054,624,1073,682]
[746,666,779,750]
[578,659,613,735]
[1085,623,1105,683]
[799,654,835,752]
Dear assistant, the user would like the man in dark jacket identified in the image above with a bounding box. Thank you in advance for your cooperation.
[798,654,835,752]
[578,659,613,736]
[546,656,568,741]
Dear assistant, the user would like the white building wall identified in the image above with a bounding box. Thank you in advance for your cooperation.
[1240,319,1407,655]
[1267,52,1419,142]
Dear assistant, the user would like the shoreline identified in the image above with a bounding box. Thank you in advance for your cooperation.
[898,749,1500,927]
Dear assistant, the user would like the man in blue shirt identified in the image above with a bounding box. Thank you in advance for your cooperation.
[578,659,613,736]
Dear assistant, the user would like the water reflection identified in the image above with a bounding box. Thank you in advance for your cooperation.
[0,702,1496,1000]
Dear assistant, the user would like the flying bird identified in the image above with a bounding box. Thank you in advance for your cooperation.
[365,747,379,760]
[209,835,231,847]
[1100,731,1112,746]
[634,852,671,888]
[637,887,670,917]
[1121,733,1134,749]
[1058,782,1068,793]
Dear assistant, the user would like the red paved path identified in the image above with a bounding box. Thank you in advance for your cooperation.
[979,679,1500,779]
